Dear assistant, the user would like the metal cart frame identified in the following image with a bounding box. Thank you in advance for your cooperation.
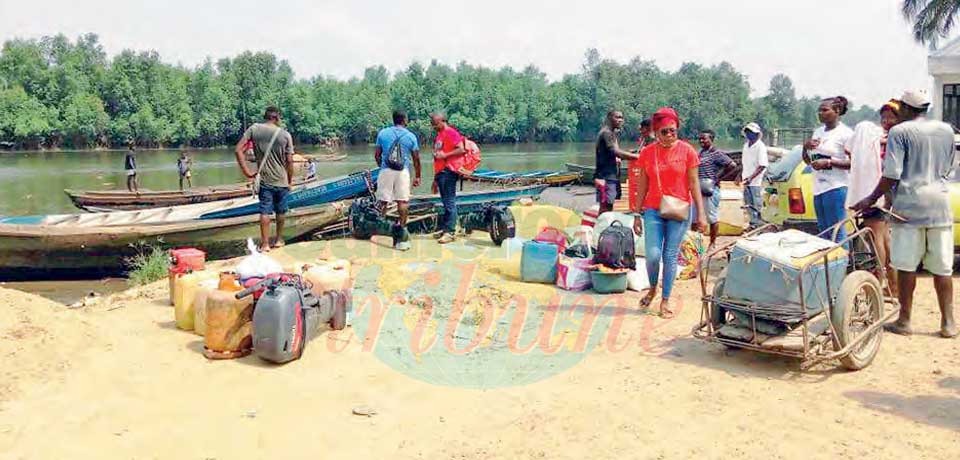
[692,217,900,370]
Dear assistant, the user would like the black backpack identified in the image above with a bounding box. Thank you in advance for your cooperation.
[386,129,406,171]
[595,221,636,270]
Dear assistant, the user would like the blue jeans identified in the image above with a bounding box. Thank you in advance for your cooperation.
[642,210,688,299]
[814,187,847,243]
[258,183,290,215]
[743,185,763,227]
[436,169,459,233]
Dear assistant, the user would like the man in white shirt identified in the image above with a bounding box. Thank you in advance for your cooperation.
[737,122,769,227]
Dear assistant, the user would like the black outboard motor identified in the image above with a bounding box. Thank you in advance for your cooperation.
[236,275,349,364]
[461,204,516,246]
[349,198,411,246]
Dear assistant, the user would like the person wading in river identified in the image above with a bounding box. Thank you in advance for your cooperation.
[852,90,957,338]
[233,106,295,253]
[595,111,639,215]
[125,143,138,193]
[177,151,193,190]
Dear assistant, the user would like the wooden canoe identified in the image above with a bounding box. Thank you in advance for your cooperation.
[65,184,254,212]
[462,169,581,187]
[0,203,349,280]
[565,163,627,184]
[65,177,331,212]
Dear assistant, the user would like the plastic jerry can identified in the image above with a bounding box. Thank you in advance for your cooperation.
[303,258,351,296]
[174,271,218,331]
[170,247,206,271]
[203,289,255,359]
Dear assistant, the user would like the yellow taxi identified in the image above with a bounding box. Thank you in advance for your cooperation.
[763,145,960,251]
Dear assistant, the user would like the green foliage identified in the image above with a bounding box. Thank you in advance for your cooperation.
[0,35,878,149]
[125,242,169,286]
[902,0,960,45]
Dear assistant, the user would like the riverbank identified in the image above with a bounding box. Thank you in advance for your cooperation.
[1,231,958,459]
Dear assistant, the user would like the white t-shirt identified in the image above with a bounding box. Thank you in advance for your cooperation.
[810,123,854,195]
[844,121,884,208]
[741,139,769,187]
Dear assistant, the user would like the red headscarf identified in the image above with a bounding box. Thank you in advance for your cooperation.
[652,107,680,131]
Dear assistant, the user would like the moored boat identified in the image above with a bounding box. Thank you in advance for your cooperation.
[564,163,627,184]
[8,170,378,226]
[462,169,581,187]
[0,203,348,280]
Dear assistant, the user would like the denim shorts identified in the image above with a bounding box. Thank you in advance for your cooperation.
[596,179,622,205]
[258,183,290,215]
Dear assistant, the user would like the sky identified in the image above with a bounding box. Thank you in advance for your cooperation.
[0,0,940,108]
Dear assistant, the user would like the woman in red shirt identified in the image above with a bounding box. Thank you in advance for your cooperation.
[631,107,707,316]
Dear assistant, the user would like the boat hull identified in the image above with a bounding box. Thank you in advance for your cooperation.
[462,169,581,187]
[0,203,347,280]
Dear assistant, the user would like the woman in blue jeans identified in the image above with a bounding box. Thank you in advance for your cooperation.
[631,107,707,317]
[803,96,854,242]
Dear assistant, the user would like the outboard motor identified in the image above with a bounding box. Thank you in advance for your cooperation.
[236,275,349,364]
[461,204,516,246]
[349,198,411,247]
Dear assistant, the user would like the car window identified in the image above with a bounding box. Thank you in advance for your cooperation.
[766,145,804,182]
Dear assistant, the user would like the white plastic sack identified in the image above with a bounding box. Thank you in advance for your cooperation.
[236,238,283,280]
[504,237,527,259]
[593,212,644,257]
[626,269,650,292]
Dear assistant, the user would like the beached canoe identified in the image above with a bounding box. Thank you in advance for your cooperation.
[8,170,379,226]
[462,169,581,187]
[0,203,348,280]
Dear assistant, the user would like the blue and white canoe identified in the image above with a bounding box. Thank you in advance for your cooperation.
[463,168,581,186]
[0,169,379,227]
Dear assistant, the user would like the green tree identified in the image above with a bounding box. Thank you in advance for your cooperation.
[60,92,108,147]
[903,0,960,44]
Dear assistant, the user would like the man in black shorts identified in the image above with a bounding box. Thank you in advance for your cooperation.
[595,111,638,214]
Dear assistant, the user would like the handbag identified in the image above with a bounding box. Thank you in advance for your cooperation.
[699,177,715,197]
[653,145,690,222]
[252,125,284,196]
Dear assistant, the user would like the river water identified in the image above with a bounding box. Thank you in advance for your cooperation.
[0,140,744,302]
[0,140,741,216]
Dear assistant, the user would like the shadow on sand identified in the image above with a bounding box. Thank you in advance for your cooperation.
[844,378,960,432]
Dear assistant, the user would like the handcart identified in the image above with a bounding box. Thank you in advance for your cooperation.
[692,214,900,371]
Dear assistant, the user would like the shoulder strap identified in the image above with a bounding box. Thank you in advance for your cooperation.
[253,125,284,191]
[652,145,664,195]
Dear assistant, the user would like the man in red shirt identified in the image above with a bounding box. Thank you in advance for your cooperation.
[430,112,466,244]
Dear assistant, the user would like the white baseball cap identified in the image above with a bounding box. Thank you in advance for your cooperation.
[742,122,762,134]
[900,90,931,110]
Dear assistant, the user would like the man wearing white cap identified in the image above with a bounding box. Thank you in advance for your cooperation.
[853,90,957,338]
[737,122,768,227]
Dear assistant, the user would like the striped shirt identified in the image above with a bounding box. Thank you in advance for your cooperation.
[698,147,734,182]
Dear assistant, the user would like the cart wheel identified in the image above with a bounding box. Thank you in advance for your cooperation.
[833,270,883,371]
[709,277,728,327]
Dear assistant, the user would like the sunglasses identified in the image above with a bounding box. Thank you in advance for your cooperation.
[659,128,677,136]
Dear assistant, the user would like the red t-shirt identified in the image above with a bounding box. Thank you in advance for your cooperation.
[637,141,700,211]
[433,125,464,174]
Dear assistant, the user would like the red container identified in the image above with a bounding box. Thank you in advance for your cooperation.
[170,248,206,272]
[534,227,567,254]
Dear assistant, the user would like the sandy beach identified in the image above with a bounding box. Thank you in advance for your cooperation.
[1,221,958,460]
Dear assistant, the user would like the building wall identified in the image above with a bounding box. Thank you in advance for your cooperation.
[931,73,960,122]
